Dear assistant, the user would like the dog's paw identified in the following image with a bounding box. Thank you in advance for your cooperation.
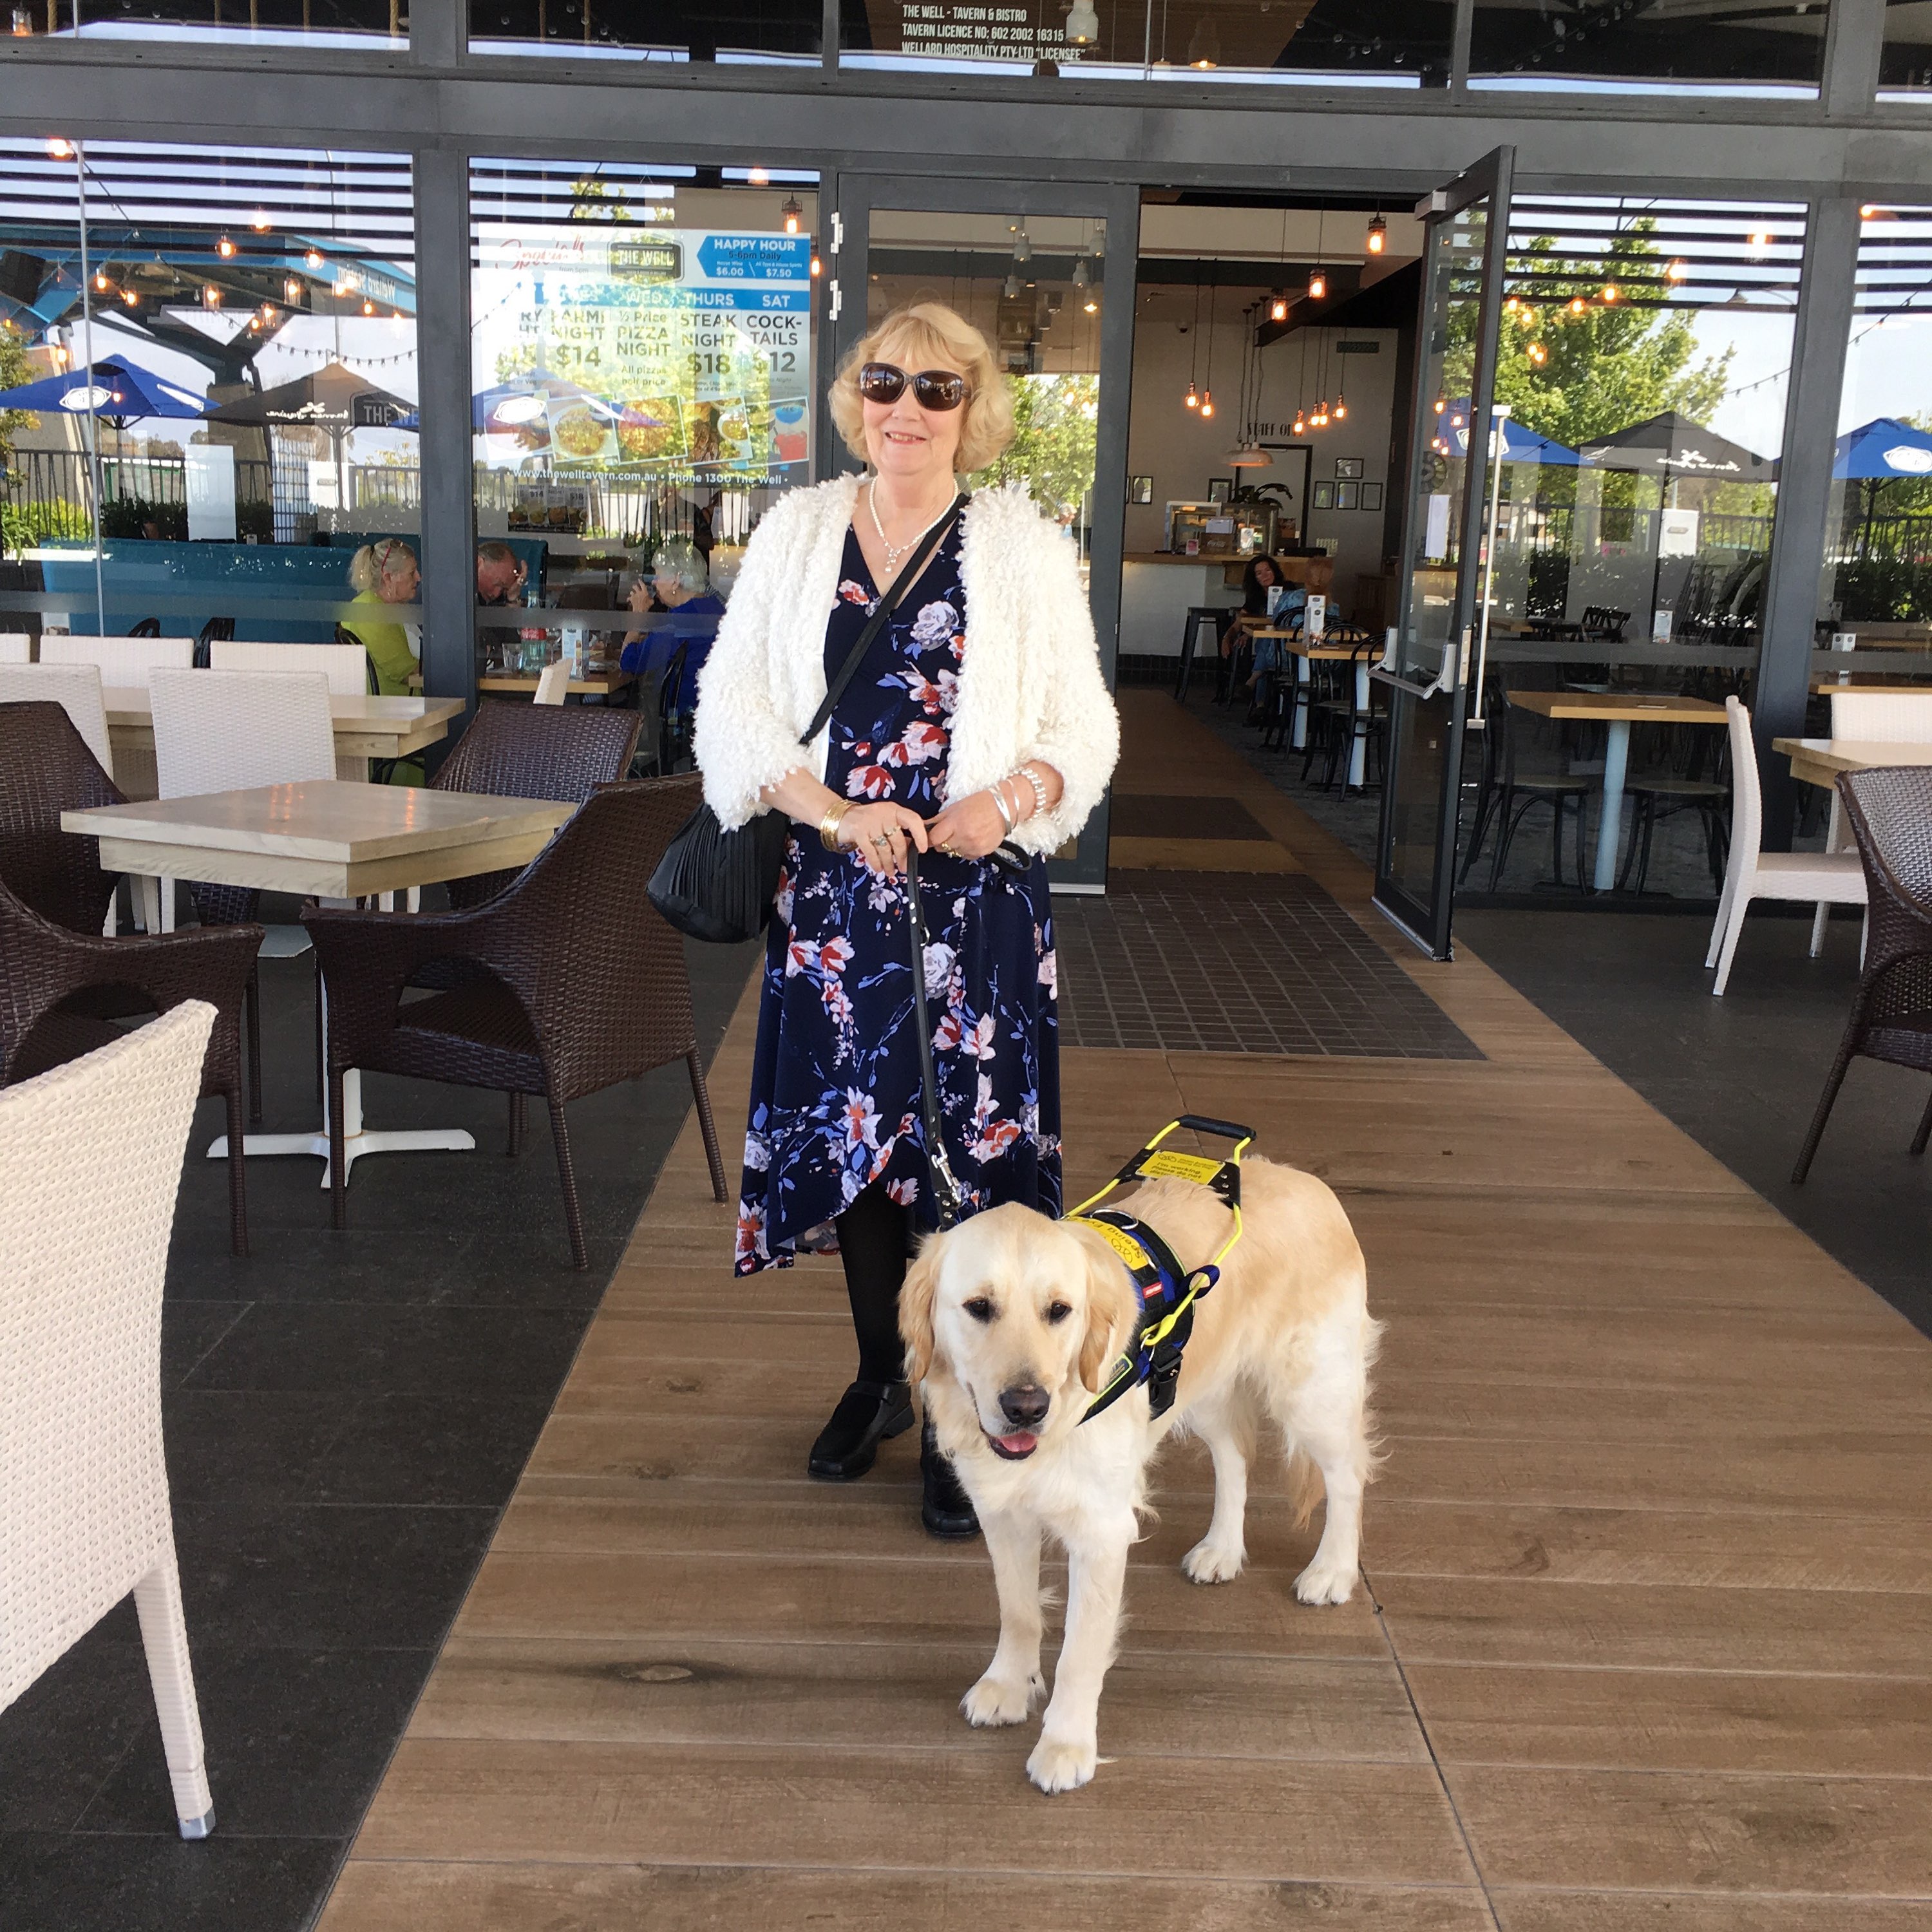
[1026,1733,1098,1794]
[1181,1537,1246,1585]
[961,1671,1041,1728]
[1293,1553,1359,1605]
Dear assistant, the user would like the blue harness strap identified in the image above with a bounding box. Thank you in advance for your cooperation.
[1074,1208,1220,1424]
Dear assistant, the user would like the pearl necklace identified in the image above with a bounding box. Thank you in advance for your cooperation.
[867,480,952,580]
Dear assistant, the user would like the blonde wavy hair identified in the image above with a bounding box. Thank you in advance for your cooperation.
[829,301,1014,475]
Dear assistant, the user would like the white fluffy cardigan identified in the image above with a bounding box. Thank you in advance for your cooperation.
[692,474,1119,856]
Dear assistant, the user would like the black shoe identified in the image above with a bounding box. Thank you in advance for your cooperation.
[920,1419,980,1540]
[808,1378,914,1481]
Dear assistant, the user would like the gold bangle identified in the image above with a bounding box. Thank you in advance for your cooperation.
[819,801,851,852]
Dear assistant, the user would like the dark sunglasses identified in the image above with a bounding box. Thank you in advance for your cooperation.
[858,361,969,412]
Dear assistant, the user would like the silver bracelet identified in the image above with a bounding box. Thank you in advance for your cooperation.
[988,781,1016,834]
[1014,764,1048,820]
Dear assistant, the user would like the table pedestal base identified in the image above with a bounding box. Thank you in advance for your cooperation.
[207,1067,476,1186]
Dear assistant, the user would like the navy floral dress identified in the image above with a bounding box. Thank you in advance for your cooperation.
[734,522,1061,1274]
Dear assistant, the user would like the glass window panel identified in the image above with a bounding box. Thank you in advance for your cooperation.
[1817,207,1932,654]
[468,160,817,705]
[469,0,822,61]
[1479,196,1800,664]
[1471,0,1826,94]
[840,0,1451,86]
[1,139,420,734]
[9,0,401,46]
[1879,3,1932,95]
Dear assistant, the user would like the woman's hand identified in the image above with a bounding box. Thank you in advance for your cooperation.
[838,799,931,876]
[627,580,652,614]
[926,787,1011,860]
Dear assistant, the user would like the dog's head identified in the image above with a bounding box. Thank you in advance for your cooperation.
[900,1203,1143,1460]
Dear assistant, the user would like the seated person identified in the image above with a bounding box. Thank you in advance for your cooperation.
[475,540,528,606]
[619,536,726,708]
[341,538,421,696]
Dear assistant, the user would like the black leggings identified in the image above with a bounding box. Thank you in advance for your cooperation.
[835,1182,914,1385]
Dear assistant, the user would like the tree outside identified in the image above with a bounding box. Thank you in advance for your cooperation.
[973,371,1099,526]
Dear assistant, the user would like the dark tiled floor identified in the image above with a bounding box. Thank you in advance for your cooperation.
[1460,905,1932,1338]
[1056,871,1482,1059]
[0,918,760,1932]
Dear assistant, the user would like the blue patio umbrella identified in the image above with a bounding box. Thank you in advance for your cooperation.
[1441,404,1579,464]
[0,356,209,428]
[1832,416,1932,480]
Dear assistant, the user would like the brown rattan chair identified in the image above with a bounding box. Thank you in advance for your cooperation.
[430,700,644,910]
[0,701,267,1125]
[0,878,261,1254]
[301,775,726,1269]
[1792,766,1932,1183]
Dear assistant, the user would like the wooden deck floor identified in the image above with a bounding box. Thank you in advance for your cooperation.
[317,692,1932,1931]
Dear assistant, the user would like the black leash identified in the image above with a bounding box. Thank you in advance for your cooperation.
[902,837,1028,1231]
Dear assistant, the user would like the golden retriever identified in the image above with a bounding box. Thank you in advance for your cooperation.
[900,1157,1379,1794]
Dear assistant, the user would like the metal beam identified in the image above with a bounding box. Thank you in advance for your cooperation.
[1823,0,1887,120]
[411,141,476,723]
[1755,193,1861,849]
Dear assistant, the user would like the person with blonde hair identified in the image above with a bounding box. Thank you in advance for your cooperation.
[695,301,1119,1539]
[341,537,421,695]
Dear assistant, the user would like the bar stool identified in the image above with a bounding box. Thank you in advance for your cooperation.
[1173,607,1225,702]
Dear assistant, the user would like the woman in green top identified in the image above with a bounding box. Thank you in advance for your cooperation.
[343,538,421,695]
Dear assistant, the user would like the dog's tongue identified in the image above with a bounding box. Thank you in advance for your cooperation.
[995,1430,1038,1455]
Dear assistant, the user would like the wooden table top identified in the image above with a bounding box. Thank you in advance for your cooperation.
[1250,630,1378,659]
[104,688,464,758]
[1774,736,1932,787]
[1810,679,1932,696]
[1508,690,1726,725]
[63,779,574,898]
[478,671,634,696]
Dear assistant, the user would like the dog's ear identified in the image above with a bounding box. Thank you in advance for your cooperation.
[1068,1223,1141,1394]
[899,1233,945,1385]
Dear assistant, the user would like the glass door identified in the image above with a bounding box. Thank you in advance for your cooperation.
[829,177,1138,891]
[1373,149,1515,959]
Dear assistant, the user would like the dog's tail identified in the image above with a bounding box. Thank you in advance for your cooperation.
[1282,1445,1326,1529]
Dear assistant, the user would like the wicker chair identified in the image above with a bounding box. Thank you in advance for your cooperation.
[1,633,32,662]
[41,634,194,685]
[1792,766,1932,1183]
[0,661,116,778]
[430,699,643,911]
[0,701,263,1124]
[302,776,724,1269]
[0,1001,221,1839]
[0,876,261,1254]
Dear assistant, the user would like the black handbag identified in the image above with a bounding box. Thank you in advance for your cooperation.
[649,493,967,944]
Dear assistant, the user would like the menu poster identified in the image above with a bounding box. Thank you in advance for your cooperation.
[473,227,812,486]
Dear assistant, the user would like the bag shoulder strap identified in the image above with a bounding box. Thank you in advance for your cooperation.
[799,489,967,749]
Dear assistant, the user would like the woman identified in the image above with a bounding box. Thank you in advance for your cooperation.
[694,302,1118,1539]
[342,538,421,696]
[620,536,726,708]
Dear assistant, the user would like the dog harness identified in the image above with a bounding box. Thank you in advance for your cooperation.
[1066,1116,1254,1425]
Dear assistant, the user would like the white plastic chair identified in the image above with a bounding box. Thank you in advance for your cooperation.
[148,667,338,934]
[0,633,30,663]
[534,659,571,706]
[1707,696,1866,995]
[41,635,194,687]
[0,1000,219,1840]
[1810,690,1932,951]
[0,661,115,779]
[210,639,369,697]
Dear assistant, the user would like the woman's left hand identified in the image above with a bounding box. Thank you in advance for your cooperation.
[927,787,1012,860]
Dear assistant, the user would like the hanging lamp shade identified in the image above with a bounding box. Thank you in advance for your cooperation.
[1366,213,1387,255]
[1065,0,1100,43]
[1226,442,1273,468]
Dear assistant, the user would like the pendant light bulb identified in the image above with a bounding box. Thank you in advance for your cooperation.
[1185,380,1198,410]
[1004,272,1021,299]
[1366,212,1387,256]
[1334,392,1347,420]
[1434,393,1446,415]
[1269,292,1288,323]
[1065,0,1100,43]
[1072,256,1090,289]
[1200,390,1214,419]
[216,236,236,259]
[781,194,802,235]
[1083,296,1098,314]
[1307,269,1326,301]
[1293,413,1305,437]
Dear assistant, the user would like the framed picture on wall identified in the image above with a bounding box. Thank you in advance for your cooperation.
[1360,481,1384,512]
[1129,474,1153,504]
[1207,476,1233,504]
[1335,480,1360,510]
[1312,481,1334,510]
[1334,457,1364,480]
